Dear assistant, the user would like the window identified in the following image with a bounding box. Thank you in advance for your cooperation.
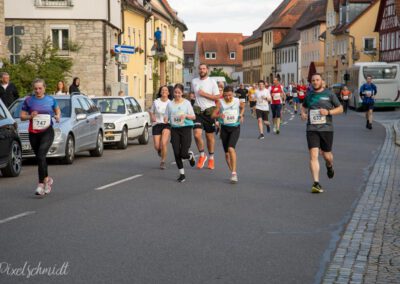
[205,52,216,59]
[130,98,142,113]
[363,38,376,52]
[230,52,236,60]
[35,0,73,7]
[0,104,6,120]
[51,28,69,53]
[125,99,136,114]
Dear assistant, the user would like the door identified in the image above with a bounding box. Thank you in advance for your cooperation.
[81,97,100,147]
[124,98,139,138]
[76,97,93,148]
[129,98,145,137]
[72,97,90,150]
[0,105,11,164]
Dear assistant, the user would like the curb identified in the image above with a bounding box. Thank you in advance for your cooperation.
[394,120,400,146]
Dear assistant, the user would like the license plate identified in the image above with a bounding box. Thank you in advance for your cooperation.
[22,143,31,151]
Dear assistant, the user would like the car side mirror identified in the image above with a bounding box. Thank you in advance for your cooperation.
[76,113,87,121]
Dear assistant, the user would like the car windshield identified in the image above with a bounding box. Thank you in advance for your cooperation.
[363,66,398,80]
[9,97,71,118]
[92,98,126,114]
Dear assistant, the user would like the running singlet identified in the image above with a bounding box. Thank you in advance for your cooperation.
[21,95,58,134]
[165,99,195,128]
[298,85,307,99]
[150,98,170,125]
[219,98,240,127]
[360,83,377,104]
[270,85,283,105]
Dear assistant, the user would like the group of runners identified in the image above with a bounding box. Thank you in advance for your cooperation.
[18,63,378,195]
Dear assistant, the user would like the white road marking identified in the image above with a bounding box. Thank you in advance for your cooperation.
[289,117,294,121]
[283,122,288,125]
[95,174,143,191]
[0,211,36,225]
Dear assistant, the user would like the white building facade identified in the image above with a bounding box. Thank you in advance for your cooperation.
[275,44,300,86]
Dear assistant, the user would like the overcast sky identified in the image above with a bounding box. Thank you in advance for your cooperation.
[167,0,281,40]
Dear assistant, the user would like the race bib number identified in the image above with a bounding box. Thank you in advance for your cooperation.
[364,91,372,97]
[223,109,238,125]
[299,92,305,98]
[32,114,51,130]
[309,109,326,125]
[273,94,281,101]
[171,114,184,127]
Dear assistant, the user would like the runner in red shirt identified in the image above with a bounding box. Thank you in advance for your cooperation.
[268,77,284,135]
[297,80,307,105]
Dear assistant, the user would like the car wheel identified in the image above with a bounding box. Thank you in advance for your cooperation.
[117,127,128,149]
[90,131,104,157]
[1,140,22,177]
[138,125,149,145]
[62,134,75,165]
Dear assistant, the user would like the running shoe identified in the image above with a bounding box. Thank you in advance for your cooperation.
[207,158,215,170]
[273,127,277,133]
[295,110,297,114]
[157,149,161,157]
[366,121,369,129]
[35,184,45,196]
[258,134,265,140]
[276,129,280,135]
[160,161,166,170]
[230,173,238,184]
[326,164,334,179]
[177,174,186,183]
[311,182,324,193]
[197,155,208,169]
[188,151,195,167]
[44,177,53,194]
[266,125,271,133]
[367,123,372,130]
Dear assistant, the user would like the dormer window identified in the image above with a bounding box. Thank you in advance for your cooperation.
[230,52,236,60]
[205,52,216,59]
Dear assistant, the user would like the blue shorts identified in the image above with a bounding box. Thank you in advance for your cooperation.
[362,102,374,111]
[271,104,282,118]
[293,97,300,104]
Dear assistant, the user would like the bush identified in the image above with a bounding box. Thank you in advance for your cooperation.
[1,38,73,96]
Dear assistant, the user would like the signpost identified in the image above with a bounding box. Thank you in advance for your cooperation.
[114,45,135,54]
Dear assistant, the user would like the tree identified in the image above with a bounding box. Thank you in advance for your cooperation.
[1,38,73,96]
[209,68,233,84]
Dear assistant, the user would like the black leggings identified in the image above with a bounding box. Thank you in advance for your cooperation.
[29,127,54,183]
[342,100,349,114]
[170,127,192,170]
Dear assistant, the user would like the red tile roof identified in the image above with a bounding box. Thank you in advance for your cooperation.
[242,0,319,45]
[297,0,327,31]
[183,41,195,55]
[196,33,245,66]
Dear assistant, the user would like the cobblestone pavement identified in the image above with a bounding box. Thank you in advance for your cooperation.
[323,122,400,284]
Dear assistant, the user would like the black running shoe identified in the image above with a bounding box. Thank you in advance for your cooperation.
[276,129,280,135]
[367,123,372,130]
[258,133,265,140]
[326,164,334,179]
[366,121,369,129]
[215,127,220,135]
[188,151,195,167]
[177,174,186,183]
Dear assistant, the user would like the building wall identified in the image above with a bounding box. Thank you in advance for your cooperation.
[324,0,339,85]
[122,8,146,108]
[145,15,155,109]
[276,45,299,86]
[5,0,121,29]
[242,39,262,84]
[4,19,119,96]
[0,0,5,58]
[300,23,326,82]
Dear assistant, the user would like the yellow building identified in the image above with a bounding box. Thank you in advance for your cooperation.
[122,0,151,109]
[325,0,380,86]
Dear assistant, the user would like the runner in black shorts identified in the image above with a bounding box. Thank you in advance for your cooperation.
[191,64,220,170]
[213,86,245,183]
[301,73,343,194]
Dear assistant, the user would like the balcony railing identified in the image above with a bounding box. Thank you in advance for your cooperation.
[35,0,74,7]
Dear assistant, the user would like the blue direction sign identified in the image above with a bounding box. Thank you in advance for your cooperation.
[114,45,135,54]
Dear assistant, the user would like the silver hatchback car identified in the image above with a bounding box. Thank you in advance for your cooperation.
[8,94,104,164]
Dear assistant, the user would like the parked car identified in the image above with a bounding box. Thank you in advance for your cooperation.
[92,96,150,149]
[0,99,22,177]
[8,94,104,164]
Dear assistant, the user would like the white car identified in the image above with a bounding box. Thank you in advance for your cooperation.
[92,96,150,149]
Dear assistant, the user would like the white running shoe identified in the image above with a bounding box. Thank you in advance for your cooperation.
[44,177,53,194]
[230,173,238,184]
[35,184,45,196]
[273,127,277,133]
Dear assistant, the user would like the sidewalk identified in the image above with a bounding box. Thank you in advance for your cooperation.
[322,121,400,283]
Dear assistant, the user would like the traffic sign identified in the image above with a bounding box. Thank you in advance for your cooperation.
[114,45,135,54]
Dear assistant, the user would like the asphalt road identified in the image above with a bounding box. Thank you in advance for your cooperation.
[0,106,390,284]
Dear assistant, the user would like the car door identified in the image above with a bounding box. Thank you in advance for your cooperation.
[0,104,11,164]
[76,97,93,148]
[71,97,88,151]
[85,97,102,141]
[124,98,138,138]
[80,97,99,147]
[129,98,145,137]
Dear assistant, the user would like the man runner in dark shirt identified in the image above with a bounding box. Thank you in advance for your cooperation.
[235,83,248,104]
[301,73,343,193]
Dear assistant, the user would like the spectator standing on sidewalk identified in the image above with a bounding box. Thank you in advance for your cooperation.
[0,72,19,108]
[69,77,81,94]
